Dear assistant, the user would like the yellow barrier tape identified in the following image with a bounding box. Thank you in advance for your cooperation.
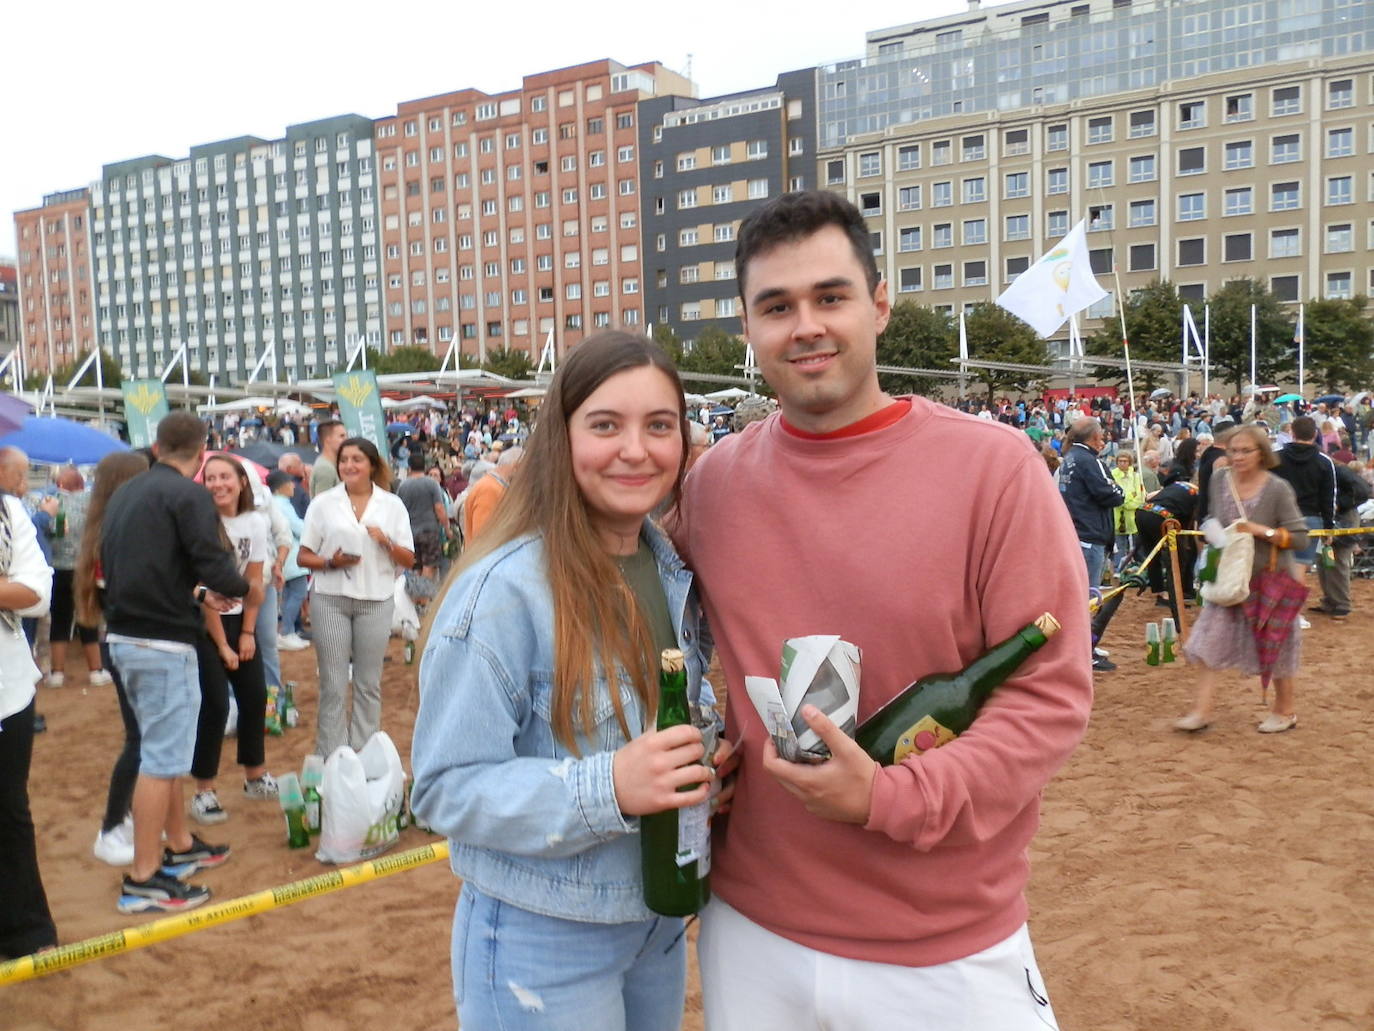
[0,840,450,987]
[1176,526,1371,537]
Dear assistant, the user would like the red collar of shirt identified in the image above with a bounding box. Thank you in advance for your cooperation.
[780,398,912,440]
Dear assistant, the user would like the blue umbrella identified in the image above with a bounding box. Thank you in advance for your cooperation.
[0,415,129,465]
[1315,393,1346,406]
[387,422,414,434]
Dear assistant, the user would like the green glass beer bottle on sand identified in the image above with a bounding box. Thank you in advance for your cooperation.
[641,649,711,917]
[855,613,1060,765]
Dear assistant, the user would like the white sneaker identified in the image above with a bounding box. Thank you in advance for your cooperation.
[244,773,279,800]
[277,633,309,651]
[1298,616,1312,630]
[93,816,135,866]
[191,790,228,825]
[46,672,65,688]
[89,669,114,687]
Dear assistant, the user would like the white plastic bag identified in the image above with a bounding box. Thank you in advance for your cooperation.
[315,731,406,864]
[391,574,421,641]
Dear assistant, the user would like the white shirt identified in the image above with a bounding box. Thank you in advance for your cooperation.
[1,495,53,721]
[301,483,413,601]
[220,510,269,615]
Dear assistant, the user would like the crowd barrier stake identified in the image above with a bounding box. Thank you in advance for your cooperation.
[1162,521,1190,642]
[0,841,450,987]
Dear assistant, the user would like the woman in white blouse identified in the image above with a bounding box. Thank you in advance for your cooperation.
[0,483,57,958]
[299,437,414,756]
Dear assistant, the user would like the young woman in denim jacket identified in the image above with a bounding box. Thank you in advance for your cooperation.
[412,332,731,1031]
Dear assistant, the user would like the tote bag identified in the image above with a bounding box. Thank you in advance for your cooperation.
[1199,471,1255,607]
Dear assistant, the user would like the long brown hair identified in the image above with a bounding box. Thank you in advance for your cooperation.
[203,454,256,515]
[75,451,151,627]
[427,331,689,752]
[338,437,391,491]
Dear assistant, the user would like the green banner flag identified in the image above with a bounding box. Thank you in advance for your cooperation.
[121,379,170,448]
[331,370,388,453]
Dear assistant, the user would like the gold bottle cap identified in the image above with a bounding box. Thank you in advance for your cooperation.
[1034,613,1061,637]
[660,648,685,673]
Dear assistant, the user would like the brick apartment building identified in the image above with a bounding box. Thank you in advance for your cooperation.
[373,59,692,364]
[0,261,19,368]
[13,189,96,378]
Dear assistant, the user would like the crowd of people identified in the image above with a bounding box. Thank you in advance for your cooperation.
[1,189,1368,1031]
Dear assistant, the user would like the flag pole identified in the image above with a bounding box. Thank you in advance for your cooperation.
[1203,303,1210,400]
[1110,267,1143,470]
[1249,303,1257,391]
[1296,303,1305,397]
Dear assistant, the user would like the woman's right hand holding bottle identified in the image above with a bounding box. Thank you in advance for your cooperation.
[612,725,711,817]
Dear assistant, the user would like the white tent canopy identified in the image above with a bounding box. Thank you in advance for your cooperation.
[198,396,312,416]
[382,394,447,410]
[704,387,754,401]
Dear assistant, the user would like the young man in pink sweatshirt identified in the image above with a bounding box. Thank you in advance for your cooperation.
[674,191,1093,1029]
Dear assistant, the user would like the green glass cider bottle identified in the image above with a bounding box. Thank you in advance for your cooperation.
[854,614,1061,766]
[641,649,711,917]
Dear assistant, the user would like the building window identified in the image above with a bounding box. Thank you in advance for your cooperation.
[1271,181,1300,211]
[1178,100,1205,129]
[963,260,987,286]
[679,228,698,246]
[898,226,922,251]
[932,139,952,165]
[871,231,883,255]
[858,152,881,177]
[1177,147,1205,176]
[1088,204,1114,232]
[898,267,922,292]
[1270,275,1299,301]
[1005,214,1030,241]
[1177,193,1206,221]
[933,264,954,290]
[678,189,697,209]
[1328,79,1354,110]
[962,219,987,245]
[1129,110,1156,138]
[1003,128,1029,155]
[1269,228,1300,258]
[826,159,844,184]
[1087,161,1114,188]
[713,184,733,204]
[898,185,922,211]
[1177,238,1205,266]
[1047,167,1069,194]
[933,223,953,248]
[1128,154,1156,182]
[1223,233,1252,262]
[860,192,882,216]
[1327,128,1354,158]
[933,181,953,207]
[747,179,769,200]
[1005,255,1029,281]
[897,144,920,170]
[1003,172,1028,199]
[1224,93,1253,122]
[1128,243,1156,271]
[1328,176,1353,206]
[1047,210,1068,237]
[1224,187,1253,217]
[1326,223,1353,253]
[747,140,768,159]
[1087,117,1113,145]
[789,138,804,156]
[714,224,735,242]
[961,135,985,161]
[1324,271,1352,299]
[962,177,986,203]
[1272,85,1301,116]
[1271,134,1301,164]
[1223,140,1253,170]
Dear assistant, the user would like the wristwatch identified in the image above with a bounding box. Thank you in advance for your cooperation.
[195,586,209,603]
[1264,528,1276,541]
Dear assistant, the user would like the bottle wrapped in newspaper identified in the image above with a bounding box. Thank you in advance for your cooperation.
[854,614,1060,765]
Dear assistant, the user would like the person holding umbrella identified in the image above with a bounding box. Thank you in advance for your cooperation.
[1175,425,1309,734]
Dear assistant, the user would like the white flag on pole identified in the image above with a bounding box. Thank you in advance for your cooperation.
[995,220,1108,338]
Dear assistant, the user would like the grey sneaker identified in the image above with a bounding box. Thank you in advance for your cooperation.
[190,790,228,825]
[243,773,279,800]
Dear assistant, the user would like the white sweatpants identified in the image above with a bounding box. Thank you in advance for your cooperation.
[698,898,1060,1031]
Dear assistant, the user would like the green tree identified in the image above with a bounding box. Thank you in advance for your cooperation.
[652,324,683,361]
[1083,280,1184,393]
[482,347,533,381]
[1300,296,1374,393]
[1206,279,1292,392]
[962,302,1052,400]
[676,325,748,379]
[875,302,955,396]
[25,347,124,390]
[373,345,440,374]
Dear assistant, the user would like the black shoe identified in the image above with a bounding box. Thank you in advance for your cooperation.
[163,835,231,873]
[33,714,46,734]
[1155,597,1174,609]
[118,871,211,913]
[1092,657,1118,673]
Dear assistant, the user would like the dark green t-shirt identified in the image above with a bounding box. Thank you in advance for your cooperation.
[616,538,676,657]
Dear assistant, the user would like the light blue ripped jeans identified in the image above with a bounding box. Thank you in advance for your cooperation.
[451,884,686,1031]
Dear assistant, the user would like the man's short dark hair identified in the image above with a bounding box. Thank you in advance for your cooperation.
[318,419,344,438]
[408,451,427,472]
[155,412,207,461]
[735,191,880,301]
[1290,415,1317,442]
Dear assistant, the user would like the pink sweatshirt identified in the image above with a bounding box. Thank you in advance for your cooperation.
[675,397,1093,966]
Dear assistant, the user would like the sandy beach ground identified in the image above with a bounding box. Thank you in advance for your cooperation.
[6,580,1372,1030]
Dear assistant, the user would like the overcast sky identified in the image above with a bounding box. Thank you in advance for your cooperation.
[0,0,974,257]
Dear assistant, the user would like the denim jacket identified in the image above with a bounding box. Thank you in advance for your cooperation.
[410,519,706,924]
